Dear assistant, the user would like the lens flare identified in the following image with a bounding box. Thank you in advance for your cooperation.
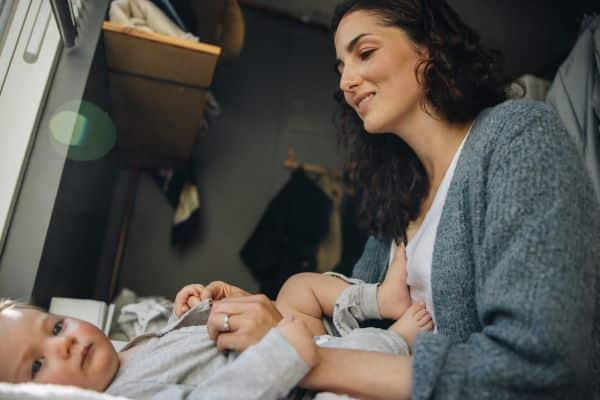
[49,101,116,161]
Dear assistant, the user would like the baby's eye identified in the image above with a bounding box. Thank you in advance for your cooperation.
[31,359,43,378]
[52,320,64,336]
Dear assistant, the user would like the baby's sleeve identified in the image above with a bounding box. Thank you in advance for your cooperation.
[324,272,381,336]
[318,327,409,356]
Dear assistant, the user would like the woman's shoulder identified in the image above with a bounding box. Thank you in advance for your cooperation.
[476,99,558,134]
[469,98,566,150]
[486,98,553,117]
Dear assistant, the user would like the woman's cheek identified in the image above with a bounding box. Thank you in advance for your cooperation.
[343,92,354,108]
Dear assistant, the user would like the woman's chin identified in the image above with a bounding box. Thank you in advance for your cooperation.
[362,119,387,134]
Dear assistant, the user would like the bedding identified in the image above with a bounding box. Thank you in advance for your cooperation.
[0,383,128,400]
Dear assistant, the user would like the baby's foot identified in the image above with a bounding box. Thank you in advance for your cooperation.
[378,244,412,320]
[388,302,434,350]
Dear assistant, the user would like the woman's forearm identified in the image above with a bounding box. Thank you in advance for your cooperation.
[300,347,412,400]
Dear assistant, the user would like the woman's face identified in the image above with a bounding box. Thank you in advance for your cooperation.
[334,10,427,134]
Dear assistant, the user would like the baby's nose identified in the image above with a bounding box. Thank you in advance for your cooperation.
[52,336,75,359]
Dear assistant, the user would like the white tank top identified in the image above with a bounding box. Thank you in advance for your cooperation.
[389,131,470,329]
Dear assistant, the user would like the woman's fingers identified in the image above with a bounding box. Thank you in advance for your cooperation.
[174,281,253,317]
[216,331,248,353]
[206,297,266,340]
[207,312,238,339]
[207,295,283,351]
[202,281,252,301]
[201,282,223,301]
[211,293,272,305]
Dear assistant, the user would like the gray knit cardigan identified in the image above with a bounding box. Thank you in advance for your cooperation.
[351,100,600,399]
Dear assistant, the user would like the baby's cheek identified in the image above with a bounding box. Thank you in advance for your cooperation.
[38,365,82,386]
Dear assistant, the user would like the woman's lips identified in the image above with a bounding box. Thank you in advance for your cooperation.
[357,93,375,114]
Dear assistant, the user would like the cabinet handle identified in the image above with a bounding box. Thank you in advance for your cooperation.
[24,0,51,63]
[0,0,16,44]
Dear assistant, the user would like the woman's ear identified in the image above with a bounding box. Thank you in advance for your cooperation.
[413,48,430,87]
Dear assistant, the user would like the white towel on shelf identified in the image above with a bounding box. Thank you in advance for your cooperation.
[111,288,174,340]
[109,0,198,41]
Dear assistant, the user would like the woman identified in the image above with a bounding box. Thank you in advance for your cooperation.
[204,0,600,398]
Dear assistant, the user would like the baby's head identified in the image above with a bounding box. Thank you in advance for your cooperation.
[0,299,120,391]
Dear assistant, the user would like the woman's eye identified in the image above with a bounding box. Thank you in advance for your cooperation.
[31,359,43,378]
[52,320,64,336]
[359,49,375,60]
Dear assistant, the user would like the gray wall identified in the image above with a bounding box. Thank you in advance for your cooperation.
[117,7,342,298]
[116,2,595,299]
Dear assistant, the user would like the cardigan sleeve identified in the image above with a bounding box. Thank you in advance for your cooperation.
[350,236,391,283]
[412,102,599,399]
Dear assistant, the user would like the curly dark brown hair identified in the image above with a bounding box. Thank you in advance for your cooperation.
[331,0,507,243]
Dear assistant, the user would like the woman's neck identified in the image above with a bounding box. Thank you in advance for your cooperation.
[393,108,472,184]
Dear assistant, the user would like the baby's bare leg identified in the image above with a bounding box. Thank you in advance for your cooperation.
[276,273,350,336]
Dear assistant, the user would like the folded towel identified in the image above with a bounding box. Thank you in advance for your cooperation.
[109,0,198,41]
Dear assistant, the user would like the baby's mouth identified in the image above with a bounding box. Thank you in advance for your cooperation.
[81,344,92,368]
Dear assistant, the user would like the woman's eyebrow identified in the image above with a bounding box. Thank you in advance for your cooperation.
[336,33,374,73]
[346,33,372,53]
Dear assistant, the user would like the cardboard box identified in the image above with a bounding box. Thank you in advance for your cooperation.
[102,21,221,167]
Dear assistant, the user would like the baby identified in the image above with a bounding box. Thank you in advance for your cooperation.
[0,245,432,399]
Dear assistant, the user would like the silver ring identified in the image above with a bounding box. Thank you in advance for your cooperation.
[223,314,230,332]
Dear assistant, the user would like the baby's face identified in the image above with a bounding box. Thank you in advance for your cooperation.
[0,307,119,391]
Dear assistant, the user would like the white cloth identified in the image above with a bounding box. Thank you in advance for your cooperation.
[390,131,470,328]
[109,0,198,41]
[508,74,551,101]
[112,289,174,340]
[118,299,172,338]
[0,383,129,400]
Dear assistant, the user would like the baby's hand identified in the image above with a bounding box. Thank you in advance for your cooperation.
[277,316,318,368]
[175,281,252,317]
[174,284,205,317]
[378,243,411,320]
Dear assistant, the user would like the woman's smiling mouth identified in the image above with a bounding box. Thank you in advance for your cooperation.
[356,92,375,113]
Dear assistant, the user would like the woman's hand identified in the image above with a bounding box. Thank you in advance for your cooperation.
[207,294,283,352]
[277,316,318,368]
[174,281,251,317]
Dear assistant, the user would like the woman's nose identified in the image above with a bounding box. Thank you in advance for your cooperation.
[339,66,361,92]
